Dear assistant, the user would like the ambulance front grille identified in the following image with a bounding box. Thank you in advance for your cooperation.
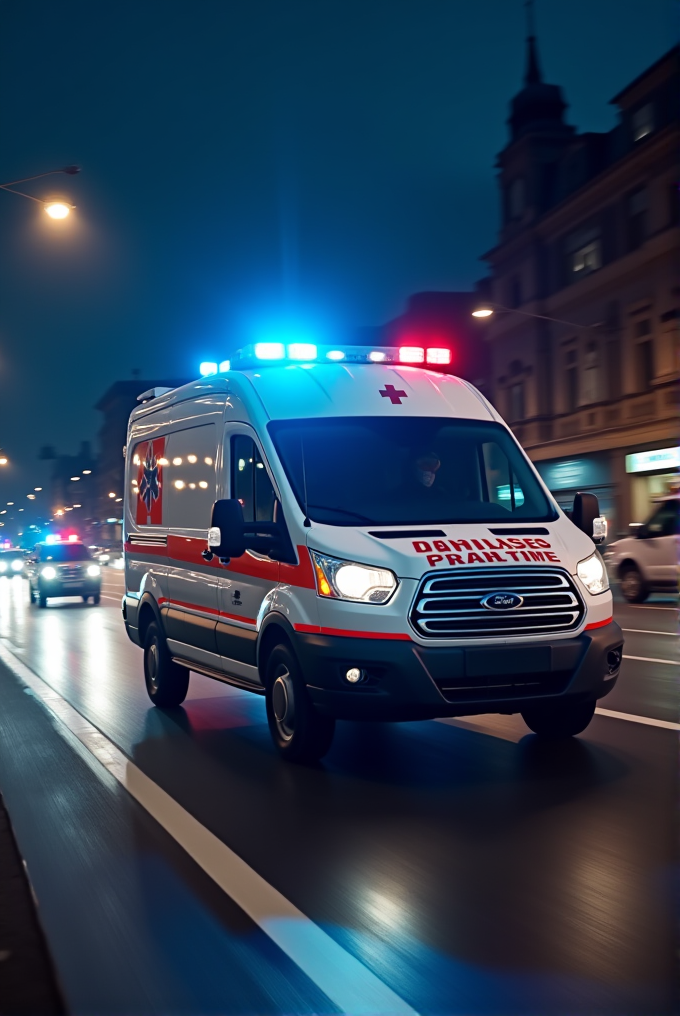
[410,566,585,639]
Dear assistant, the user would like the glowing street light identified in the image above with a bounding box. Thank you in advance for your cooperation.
[0,457,7,466]
[472,301,604,332]
[0,165,81,216]
[472,307,494,318]
[45,201,72,219]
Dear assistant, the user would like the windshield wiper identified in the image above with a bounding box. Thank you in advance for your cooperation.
[307,504,376,523]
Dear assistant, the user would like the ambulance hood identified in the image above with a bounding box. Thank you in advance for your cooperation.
[306,516,594,581]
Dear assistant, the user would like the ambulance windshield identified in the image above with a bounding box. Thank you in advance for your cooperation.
[269,417,557,526]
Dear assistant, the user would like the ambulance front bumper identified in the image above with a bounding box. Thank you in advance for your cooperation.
[296,621,623,721]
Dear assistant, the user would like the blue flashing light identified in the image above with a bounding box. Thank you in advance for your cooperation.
[199,361,218,376]
[287,343,317,360]
[254,342,285,360]
[219,360,231,372]
[45,534,58,545]
[326,350,345,361]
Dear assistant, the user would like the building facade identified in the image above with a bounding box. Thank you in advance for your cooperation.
[480,41,679,536]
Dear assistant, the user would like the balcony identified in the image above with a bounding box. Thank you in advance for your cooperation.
[511,380,679,455]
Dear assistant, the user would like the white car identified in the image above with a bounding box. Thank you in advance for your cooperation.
[605,495,679,602]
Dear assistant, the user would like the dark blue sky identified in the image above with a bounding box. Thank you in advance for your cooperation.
[0,0,675,506]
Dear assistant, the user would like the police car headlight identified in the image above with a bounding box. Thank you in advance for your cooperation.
[577,551,609,595]
[11,559,23,572]
[87,565,101,577]
[41,566,57,580]
[311,551,397,604]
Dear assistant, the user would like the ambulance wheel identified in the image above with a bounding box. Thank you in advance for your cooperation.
[38,594,47,609]
[265,643,335,763]
[143,621,189,707]
[92,593,101,605]
[521,699,596,739]
[620,564,648,603]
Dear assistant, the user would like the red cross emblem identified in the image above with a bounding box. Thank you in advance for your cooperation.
[379,384,408,405]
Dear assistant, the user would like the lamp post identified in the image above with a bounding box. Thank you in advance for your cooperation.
[472,302,603,332]
[0,165,81,217]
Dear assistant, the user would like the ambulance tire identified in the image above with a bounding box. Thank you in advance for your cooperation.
[521,698,596,739]
[92,593,101,605]
[38,594,47,609]
[143,621,189,707]
[265,643,335,763]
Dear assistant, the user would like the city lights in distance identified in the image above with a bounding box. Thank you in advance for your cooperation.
[44,202,71,219]
[27,494,36,500]
[472,307,494,318]
[82,470,91,475]
[399,346,425,363]
[426,348,452,365]
[108,492,116,498]
[0,457,7,466]
[199,362,218,376]
[70,476,80,481]
[34,487,42,491]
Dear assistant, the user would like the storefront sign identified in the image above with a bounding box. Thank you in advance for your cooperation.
[625,447,680,474]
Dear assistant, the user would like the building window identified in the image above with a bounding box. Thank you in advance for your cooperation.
[565,348,578,412]
[508,276,522,308]
[628,187,648,251]
[581,340,600,404]
[508,382,524,423]
[567,226,601,278]
[636,339,655,391]
[507,178,525,221]
[632,103,654,142]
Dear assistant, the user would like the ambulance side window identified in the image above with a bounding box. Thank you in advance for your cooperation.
[163,424,217,529]
[231,436,276,523]
[481,441,526,511]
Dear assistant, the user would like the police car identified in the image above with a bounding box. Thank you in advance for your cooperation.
[122,343,623,762]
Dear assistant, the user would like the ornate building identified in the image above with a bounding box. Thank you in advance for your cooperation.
[479,40,679,535]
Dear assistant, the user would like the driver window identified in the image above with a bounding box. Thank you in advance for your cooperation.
[231,436,276,523]
[646,502,679,537]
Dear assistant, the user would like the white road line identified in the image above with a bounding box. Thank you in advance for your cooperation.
[0,641,417,1016]
[595,707,680,731]
[99,594,122,604]
[627,605,678,611]
[623,654,679,666]
[622,628,677,636]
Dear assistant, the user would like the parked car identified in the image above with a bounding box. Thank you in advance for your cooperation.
[26,541,102,607]
[605,495,679,602]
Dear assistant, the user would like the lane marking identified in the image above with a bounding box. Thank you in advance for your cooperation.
[622,628,677,636]
[0,641,417,1016]
[595,707,680,731]
[623,654,679,666]
[625,605,678,611]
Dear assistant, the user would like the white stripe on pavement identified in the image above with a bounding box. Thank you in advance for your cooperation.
[595,707,680,731]
[623,654,678,666]
[0,640,417,1016]
[622,629,677,636]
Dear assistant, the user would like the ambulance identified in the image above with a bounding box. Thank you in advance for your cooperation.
[122,343,623,762]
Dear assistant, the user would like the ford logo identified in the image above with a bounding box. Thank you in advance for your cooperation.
[481,592,524,610]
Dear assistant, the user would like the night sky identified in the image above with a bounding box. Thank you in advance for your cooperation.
[0,0,675,513]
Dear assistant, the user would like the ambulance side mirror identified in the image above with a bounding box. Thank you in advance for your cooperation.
[208,499,246,561]
[572,492,606,544]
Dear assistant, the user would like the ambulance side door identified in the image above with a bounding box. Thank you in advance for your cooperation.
[216,426,279,677]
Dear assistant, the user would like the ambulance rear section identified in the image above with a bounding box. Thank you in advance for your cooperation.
[122,356,623,763]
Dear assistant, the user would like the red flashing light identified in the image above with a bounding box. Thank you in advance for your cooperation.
[426,348,452,365]
[399,346,424,363]
[68,534,79,543]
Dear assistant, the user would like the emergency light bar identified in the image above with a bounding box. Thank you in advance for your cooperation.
[203,344,453,372]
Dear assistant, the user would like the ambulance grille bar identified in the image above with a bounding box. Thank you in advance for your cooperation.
[410,567,585,639]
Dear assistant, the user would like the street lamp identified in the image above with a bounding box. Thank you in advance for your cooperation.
[0,165,81,217]
[472,302,602,331]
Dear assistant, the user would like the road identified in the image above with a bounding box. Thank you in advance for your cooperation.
[0,569,676,1015]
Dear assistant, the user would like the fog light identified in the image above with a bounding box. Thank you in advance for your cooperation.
[607,648,622,675]
[345,668,363,684]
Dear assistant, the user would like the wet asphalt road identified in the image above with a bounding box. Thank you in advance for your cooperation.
[0,570,676,1015]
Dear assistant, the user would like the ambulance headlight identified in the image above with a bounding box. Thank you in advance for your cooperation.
[577,551,609,595]
[41,566,57,580]
[310,551,397,604]
[87,565,101,577]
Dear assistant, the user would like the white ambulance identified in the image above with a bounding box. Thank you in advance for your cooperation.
[122,343,623,762]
